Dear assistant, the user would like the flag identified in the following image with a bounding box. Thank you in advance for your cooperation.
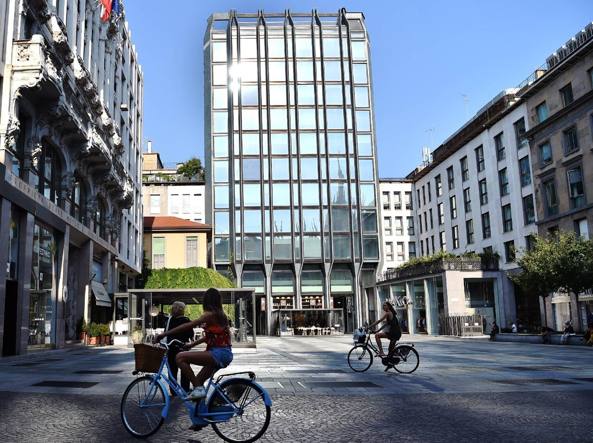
[100,0,112,22]
[112,0,121,16]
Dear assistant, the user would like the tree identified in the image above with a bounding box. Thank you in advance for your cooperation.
[177,157,203,179]
[511,232,593,327]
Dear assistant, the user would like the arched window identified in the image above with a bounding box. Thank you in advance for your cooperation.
[70,177,87,225]
[32,143,62,206]
[95,198,107,239]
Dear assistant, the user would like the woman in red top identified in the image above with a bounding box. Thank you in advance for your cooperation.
[156,288,233,400]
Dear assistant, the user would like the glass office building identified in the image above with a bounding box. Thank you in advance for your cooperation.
[205,10,381,335]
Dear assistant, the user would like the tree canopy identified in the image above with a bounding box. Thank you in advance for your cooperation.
[177,157,203,179]
[143,267,235,289]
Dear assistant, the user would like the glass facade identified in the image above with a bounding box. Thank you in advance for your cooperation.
[206,11,379,334]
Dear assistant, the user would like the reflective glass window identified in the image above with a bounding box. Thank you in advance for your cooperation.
[324,61,342,81]
[244,235,262,260]
[357,134,372,156]
[298,109,316,130]
[214,160,228,183]
[327,133,346,154]
[268,61,286,81]
[270,109,288,130]
[301,183,320,206]
[327,109,344,129]
[243,184,261,206]
[238,61,258,82]
[271,133,288,154]
[323,38,340,57]
[325,85,344,105]
[242,109,259,130]
[240,38,257,59]
[213,111,227,133]
[330,183,349,205]
[297,61,314,81]
[301,158,318,180]
[351,41,367,60]
[273,236,292,260]
[244,209,262,233]
[332,208,350,231]
[212,64,227,85]
[242,134,259,155]
[333,236,351,259]
[299,133,317,154]
[214,237,229,261]
[213,88,227,109]
[356,111,371,131]
[214,211,229,235]
[329,157,347,179]
[269,84,287,106]
[353,64,367,83]
[272,158,289,180]
[303,235,322,259]
[243,159,260,180]
[295,38,312,57]
[273,183,290,206]
[213,136,228,157]
[363,236,379,259]
[268,38,285,57]
[360,184,376,207]
[359,159,374,181]
[214,186,229,209]
[241,85,258,106]
[362,210,377,233]
[273,209,291,233]
[354,87,369,107]
[297,84,315,105]
[212,41,227,62]
[303,209,321,232]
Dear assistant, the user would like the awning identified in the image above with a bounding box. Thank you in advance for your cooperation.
[91,281,112,307]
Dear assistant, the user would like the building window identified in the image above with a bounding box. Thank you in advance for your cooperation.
[450,195,457,219]
[475,145,485,172]
[382,191,390,209]
[589,67,593,87]
[439,231,447,251]
[563,125,579,155]
[423,211,428,232]
[466,219,474,244]
[384,217,392,236]
[504,240,515,263]
[427,183,432,202]
[385,242,394,261]
[395,217,403,235]
[559,83,574,107]
[404,192,412,209]
[186,236,198,267]
[420,241,424,256]
[70,178,87,224]
[502,204,513,232]
[536,101,548,123]
[452,225,459,249]
[447,166,455,190]
[523,195,535,225]
[435,175,442,197]
[498,168,509,196]
[525,235,536,251]
[481,212,491,239]
[417,189,421,209]
[519,156,531,187]
[514,117,527,149]
[170,194,180,214]
[418,215,423,234]
[567,166,585,209]
[31,143,62,207]
[539,141,553,167]
[393,191,402,209]
[408,242,416,258]
[479,179,488,205]
[429,208,434,230]
[460,156,469,181]
[494,132,505,161]
[396,242,405,261]
[437,203,444,225]
[422,186,426,206]
[543,179,559,216]
[407,216,415,235]
[95,198,107,239]
[575,218,590,239]
[150,194,161,214]
[152,237,165,269]
[463,188,471,213]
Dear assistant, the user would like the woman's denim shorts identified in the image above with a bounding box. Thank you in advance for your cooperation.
[210,346,233,368]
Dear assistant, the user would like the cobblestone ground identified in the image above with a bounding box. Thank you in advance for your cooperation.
[1,336,592,442]
[1,390,593,443]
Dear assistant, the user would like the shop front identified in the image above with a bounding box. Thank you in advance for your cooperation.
[272,309,344,336]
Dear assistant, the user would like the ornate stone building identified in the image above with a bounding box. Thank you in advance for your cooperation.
[0,0,143,355]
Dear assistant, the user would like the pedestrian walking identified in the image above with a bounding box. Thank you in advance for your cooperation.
[489,321,499,341]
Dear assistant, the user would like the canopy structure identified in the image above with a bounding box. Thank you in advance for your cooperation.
[113,288,256,348]
[91,281,112,307]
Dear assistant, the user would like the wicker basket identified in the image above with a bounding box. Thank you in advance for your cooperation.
[134,344,166,373]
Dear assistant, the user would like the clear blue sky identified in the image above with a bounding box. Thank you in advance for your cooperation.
[125,0,590,177]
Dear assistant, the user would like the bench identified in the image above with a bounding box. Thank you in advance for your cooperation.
[495,333,586,346]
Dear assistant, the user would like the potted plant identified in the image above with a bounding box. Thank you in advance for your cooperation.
[87,322,100,346]
[131,325,143,344]
[77,318,88,344]
[100,323,111,346]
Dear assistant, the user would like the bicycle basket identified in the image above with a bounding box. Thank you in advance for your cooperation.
[134,344,165,373]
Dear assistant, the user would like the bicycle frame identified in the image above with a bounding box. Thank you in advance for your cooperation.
[141,348,271,427]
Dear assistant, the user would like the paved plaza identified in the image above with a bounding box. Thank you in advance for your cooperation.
[0,336,592,442]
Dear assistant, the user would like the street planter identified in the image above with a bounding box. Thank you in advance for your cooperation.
[87,335,99,346]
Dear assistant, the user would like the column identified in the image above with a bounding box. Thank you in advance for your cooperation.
[55,226,70,348]
[424,278,439,336]
[79,240,93,323]
[0,198,11,355]
[16,213,35,354]
[264,264,272,335]
[406,281,416,334]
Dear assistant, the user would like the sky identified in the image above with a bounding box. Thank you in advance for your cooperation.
[124,0,590,177]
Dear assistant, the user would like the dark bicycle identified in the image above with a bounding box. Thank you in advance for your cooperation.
[347,326,419,373]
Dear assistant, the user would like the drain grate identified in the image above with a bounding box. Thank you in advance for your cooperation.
[33,380,98,388]
[74,370,123,374]
[302,381,381,388]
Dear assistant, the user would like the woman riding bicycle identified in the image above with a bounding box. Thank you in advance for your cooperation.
[155,288,233,400]
[368,301,401,357]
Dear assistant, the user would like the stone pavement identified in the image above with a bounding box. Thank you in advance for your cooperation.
[0,335,592,442]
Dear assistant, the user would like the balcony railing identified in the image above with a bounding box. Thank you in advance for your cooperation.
[378,256,499,283]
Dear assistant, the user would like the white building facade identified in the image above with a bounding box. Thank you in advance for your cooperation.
[0,0,143,356]
[378,179,415,274]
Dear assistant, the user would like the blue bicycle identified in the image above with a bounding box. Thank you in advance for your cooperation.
[120,340,272,442]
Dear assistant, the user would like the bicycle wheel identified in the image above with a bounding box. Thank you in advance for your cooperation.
[393,345,419,374]
[121,375,166,438]
[209,379,271,443]
[347,345,373,372]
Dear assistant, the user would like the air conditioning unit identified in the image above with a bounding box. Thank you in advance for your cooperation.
[546,53,559,69]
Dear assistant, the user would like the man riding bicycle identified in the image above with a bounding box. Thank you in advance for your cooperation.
[368,301,402,357]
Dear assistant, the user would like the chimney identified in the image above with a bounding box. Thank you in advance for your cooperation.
[147,140,152,153]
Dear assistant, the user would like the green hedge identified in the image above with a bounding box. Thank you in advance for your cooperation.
[143,267,235,289]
